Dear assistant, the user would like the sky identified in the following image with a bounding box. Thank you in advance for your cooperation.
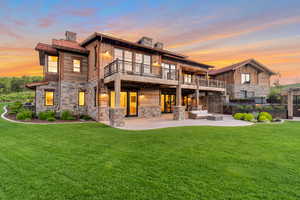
[0,0,300,84]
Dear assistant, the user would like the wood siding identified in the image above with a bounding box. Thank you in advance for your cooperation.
[61,52,88,82]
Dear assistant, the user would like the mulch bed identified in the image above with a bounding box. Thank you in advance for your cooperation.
[4,111,94,124]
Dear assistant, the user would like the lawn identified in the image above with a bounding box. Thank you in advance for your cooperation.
[0,104,300,200]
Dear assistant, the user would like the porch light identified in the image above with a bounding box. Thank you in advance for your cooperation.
[153,61,160,66]
[102,50,111,58]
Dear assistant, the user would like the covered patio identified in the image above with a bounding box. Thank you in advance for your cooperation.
[282,87,300,119]
[101,114,252,130]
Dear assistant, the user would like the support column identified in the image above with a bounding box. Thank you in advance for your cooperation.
[288,90,294,119]
[109,74,125,127]
[195,77,199,110]
[174,83,185,120]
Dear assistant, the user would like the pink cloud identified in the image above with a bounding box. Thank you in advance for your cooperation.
[67,8,96,17]
[38,17,55,28]
[0,23,22,39]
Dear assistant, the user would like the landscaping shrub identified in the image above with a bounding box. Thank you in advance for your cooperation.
[16,109,33,120]
[233,113,245,120]
[47,117,56,122]
[258,115,269,122]
[244,113,254,121]
[8,101,23,114]
[259,112,273,121]
[60,110,76,120]
[80,115,92,121]
[38,111,55,120]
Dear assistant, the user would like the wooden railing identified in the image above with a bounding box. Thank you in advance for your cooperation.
[183,77,226,88]
[104,59,178,81]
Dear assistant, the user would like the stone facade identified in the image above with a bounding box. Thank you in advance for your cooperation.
[229,84,270,99]
[139,105,161,118]
[35,81,59,113]
[109,107,125,127]
[173,106,185,120]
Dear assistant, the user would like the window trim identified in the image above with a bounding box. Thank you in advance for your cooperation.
[44,90,54,106]
[241,73,251,84]
[47,55,58,73]
[72,57,83,73]
[78,90,86,106]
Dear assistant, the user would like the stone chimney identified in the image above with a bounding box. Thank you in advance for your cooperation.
[154,42,163,49]
[65,31,77,42]
[137,36,153,47]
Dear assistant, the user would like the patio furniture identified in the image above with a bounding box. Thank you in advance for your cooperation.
[207,115,223,121]
[188,110,212,119]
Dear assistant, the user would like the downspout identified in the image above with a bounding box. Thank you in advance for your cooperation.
[97,35,103,121]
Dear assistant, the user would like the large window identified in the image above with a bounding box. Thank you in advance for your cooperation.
[241,73,250,84]
[45,91,54,106]
[79,91,85,106]
[162,63,176,80]
[114,48,133,72]
[48,56,58,73]
[184,73,192,84]
[73,59,81,72]
[135,53,151,74]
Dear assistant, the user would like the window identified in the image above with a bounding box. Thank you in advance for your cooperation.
[184,73,192,83]
[45,91,54,106]
[94,45,97,70]
[143,55,151,74]
[162,63,176,80]
[124,50,133,71]
[79,91,85,106]
[240,90,247,99]
[241,73,250,84]
[114,48,123,61]
[94,87,97,107]
[48,56,58,73]
[73,59,81,72]
[135,53,151,74]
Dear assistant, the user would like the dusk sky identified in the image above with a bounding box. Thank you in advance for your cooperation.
[1,0,300,84]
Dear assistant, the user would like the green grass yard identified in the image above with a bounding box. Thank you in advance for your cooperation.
[1,104,300,200]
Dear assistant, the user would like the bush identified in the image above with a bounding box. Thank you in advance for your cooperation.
[233,113,245,120]
[47,117,56,122]
[60,110,76,120]
[244,113,254,121]
[258,115,269,122]
[8,101,23,114]
[259,112,273,121]
[16,109,33,120]
[38,111,55,120]
[80,115,92,121]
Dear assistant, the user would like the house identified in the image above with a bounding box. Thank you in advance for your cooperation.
[209,59,276,101]
[27,31,226,127]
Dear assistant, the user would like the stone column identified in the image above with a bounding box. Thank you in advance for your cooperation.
[174,84,185,120]
[109,74,125,127]
[195,77,199,110]
[288,90,294,119]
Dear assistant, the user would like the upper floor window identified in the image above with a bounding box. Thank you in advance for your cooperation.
[73,59,81,72]
[45,90,54,106]
[48,56,58,73]
[241,73,250,84]
[184,73,192,83]
[162,63,176,80]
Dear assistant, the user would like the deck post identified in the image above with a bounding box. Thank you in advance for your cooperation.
[174,68,185,120]
[114,74,121,108]
[195,77,200,110]
[288,90,294,119]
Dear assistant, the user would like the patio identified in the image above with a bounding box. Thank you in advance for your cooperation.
[101,114,253,130]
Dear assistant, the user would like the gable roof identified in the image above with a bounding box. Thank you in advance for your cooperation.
[80,32,187,59]
[209,59,276,76]
[25,81,49,89]
[52,39,89,54]
[35,43,58,55]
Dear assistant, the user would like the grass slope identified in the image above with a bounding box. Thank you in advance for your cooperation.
[0,104,300,200]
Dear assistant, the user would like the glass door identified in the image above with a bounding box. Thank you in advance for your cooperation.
[110,91,138,117]
[161,94,176,113]
[128,92,137,116]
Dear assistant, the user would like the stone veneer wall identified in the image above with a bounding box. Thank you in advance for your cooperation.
[35,81,59,113]
[138,88,161,118]
[228,84,270,99]
[86,81,98,120]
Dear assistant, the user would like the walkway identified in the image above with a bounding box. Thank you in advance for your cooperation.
[101,114,253,130]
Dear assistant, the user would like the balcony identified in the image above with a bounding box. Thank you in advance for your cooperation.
[104,59,226,92]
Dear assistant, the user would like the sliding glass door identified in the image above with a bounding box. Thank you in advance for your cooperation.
[110,91,138,117]
[161,94,176,113]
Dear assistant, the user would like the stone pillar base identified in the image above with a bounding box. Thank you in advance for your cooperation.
[109,107,125,127]
[288,116,294,119]
[173,106,185,120]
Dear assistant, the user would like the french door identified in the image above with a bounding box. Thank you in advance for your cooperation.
[110,91,138,117]
[161,94,176,113]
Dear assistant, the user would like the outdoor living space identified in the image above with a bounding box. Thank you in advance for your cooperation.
[101,113,252,130]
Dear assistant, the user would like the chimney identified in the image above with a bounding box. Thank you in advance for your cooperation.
[137,36,153,47]
[65,31,77,42]
[154,42,163,49]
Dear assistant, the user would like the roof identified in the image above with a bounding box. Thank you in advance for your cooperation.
[52,39,89,54]
[25,81,49,89]
[35,43,58,55]
[80,32,187,59]
[209,59,276,76]
[162,54,214,69]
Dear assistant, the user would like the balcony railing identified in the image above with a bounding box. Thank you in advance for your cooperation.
[104,59,178,81]
[182,77,225,88]
[104,59,225,89]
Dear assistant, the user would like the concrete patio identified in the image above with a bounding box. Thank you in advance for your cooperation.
[101,114,253,130]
